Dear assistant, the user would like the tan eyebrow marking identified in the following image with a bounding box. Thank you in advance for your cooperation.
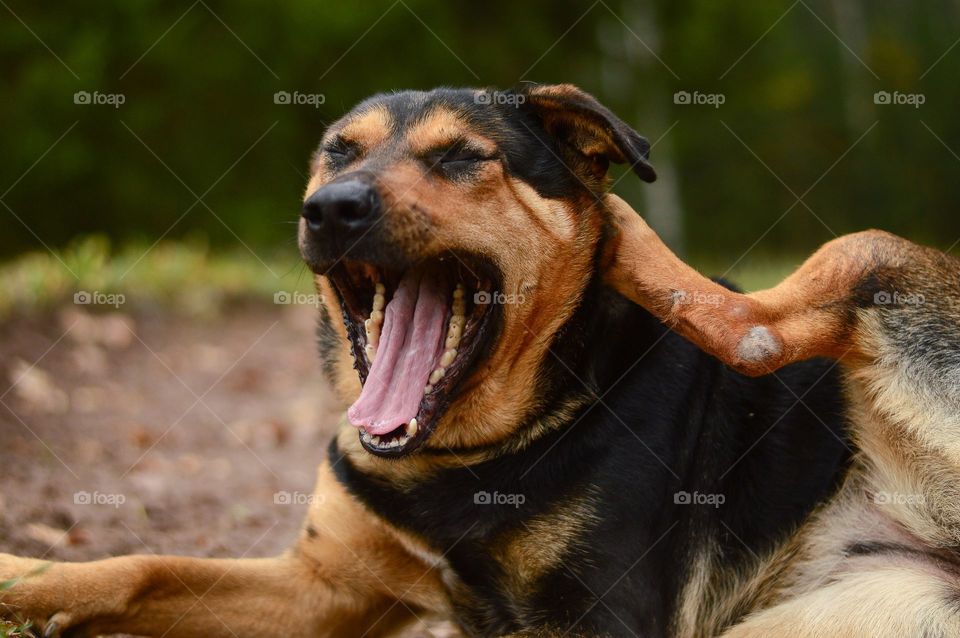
[405,107,496,156]
[334,104,393,150]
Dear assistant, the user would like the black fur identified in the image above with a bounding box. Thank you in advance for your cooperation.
[323,87,851,636]
[331,283,850,637]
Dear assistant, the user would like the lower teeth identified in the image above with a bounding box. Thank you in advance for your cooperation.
[361,418,419,449]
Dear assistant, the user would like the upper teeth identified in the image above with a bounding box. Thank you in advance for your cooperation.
[426,283,466,392]
[361,281,469,444]
[365,282,468,386]
[365,283,386,364]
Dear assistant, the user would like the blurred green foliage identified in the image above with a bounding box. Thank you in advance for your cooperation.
[2,0,960,267]
[0,237,314,318]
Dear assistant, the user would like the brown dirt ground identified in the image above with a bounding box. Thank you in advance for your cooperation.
[0,304,458,637]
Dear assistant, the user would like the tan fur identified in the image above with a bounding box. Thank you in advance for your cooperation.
[333,104,393,155]
[491,491,601,601]
[404,107,497,157]
[4,87,960,637]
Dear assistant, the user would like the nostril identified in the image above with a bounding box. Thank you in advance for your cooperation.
[301,200,324,232]
[334,196,371,225]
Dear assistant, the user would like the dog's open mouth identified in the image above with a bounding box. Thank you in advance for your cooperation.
[328,255,500,457]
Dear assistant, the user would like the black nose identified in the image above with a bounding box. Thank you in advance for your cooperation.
[302,179,381,237]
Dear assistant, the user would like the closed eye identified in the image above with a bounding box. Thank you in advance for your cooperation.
[439,147,485,164]
[425,142,495,173]
[322,138,361,165]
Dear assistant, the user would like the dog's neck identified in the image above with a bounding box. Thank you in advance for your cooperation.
[489,280,676,453]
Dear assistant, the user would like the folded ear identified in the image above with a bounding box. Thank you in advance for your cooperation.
[522,84,656,185]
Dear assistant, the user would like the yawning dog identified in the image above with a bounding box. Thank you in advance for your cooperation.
[2,85,959,638]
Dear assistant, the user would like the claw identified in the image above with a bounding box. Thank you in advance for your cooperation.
[42,620,59,638]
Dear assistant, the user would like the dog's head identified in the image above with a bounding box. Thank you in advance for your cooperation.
[300,84,655,457]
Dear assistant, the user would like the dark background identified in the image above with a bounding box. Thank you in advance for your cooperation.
[1,7,958,636]
[3,0,959,264]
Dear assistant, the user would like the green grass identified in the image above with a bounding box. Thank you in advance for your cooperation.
[0,620,33,638]
[0,236,316,319]
[0,565,53,636]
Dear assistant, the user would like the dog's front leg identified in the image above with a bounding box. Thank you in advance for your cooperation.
[0,553,409,637]
[0,462,448,637]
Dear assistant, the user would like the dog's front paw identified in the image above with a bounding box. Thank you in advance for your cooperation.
[0,554,78,637]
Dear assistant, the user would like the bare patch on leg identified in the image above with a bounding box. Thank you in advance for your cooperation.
[736,326,781,364]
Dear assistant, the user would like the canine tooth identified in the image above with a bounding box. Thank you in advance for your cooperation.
[406,419,418,436]
[373,293,385,311]
[441,349,457,367]
[429,368,445,385]
[375,282,385,295]
[365,344,376,362]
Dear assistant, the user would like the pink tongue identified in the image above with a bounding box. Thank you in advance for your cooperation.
[347,270,448,435]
